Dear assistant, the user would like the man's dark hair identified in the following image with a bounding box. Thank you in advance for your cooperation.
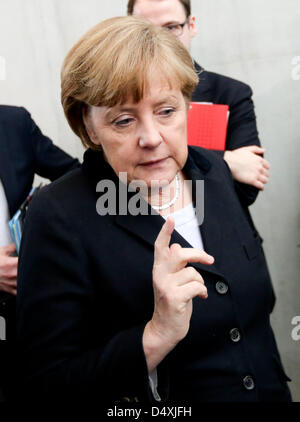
[127,0,191,17]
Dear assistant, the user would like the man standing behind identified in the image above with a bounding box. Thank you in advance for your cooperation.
[127,0,270,206]
[0,105,80,295]
[0,105,80,402]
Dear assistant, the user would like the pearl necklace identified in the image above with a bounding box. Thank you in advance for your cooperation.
[152,173,180,211]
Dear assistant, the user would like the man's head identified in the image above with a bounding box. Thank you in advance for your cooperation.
[127,0,196,51]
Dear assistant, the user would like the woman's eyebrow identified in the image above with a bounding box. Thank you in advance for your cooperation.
[154,95,180,106]
[104,96,179,119]
[162,21,181,27]
[104,107,137,119]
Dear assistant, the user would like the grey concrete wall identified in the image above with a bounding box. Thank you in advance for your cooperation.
[0,0,299,401]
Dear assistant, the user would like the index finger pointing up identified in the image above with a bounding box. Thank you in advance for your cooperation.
[154,217,175,262]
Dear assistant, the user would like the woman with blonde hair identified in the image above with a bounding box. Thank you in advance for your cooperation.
[16,16,291,406]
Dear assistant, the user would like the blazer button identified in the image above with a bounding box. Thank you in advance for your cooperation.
[243,375,255,390]
[215,281,228,295]
[229,328,241,342]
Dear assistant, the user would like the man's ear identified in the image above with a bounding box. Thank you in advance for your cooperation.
[82,107,100,146]
[188,15,197,38]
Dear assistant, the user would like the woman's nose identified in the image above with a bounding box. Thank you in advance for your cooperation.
[138,121,162,148]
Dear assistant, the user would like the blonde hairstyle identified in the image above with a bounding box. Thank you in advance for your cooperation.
[61,16,198,149]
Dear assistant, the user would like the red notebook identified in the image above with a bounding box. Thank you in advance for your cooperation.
[187,102,229,150]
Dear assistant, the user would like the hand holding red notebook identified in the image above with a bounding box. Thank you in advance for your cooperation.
[187,102,229,150]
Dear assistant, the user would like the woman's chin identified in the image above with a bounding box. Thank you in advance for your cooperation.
[135,167,178,188]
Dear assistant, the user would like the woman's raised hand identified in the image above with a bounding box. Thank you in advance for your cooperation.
[143,218,214,372]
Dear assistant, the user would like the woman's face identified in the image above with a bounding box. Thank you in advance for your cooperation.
[84,75,188,188]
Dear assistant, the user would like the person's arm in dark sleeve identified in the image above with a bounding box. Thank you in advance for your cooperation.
[22,108,80,181]
[225,83,260,150]
[223,83,265,206]
[16,189,163,404]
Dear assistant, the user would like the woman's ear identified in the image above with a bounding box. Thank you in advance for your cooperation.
[82,107,101,146]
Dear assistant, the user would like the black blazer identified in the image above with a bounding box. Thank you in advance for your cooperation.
[0,105,80,217]
[16,147,291,405]
[193,62,261,207]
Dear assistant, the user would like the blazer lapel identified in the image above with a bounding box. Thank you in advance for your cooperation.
[184,149,224,275]
[197,171,223,271]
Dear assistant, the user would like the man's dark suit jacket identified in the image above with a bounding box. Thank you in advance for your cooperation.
[0,105,80,217]
[192,62,261,207]
[16,146,291,406]
[0,105,80,400]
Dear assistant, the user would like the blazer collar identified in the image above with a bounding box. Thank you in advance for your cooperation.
[192,61,211,98]
[194,61,204,76]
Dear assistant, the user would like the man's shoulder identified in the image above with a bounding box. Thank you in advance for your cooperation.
[193,63,252,103]
[203,69,250,90]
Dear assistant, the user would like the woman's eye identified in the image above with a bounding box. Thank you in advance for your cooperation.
[114,117,133,127]
[159,108,175,116]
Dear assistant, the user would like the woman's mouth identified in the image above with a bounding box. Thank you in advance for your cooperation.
[139,157,168,168]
